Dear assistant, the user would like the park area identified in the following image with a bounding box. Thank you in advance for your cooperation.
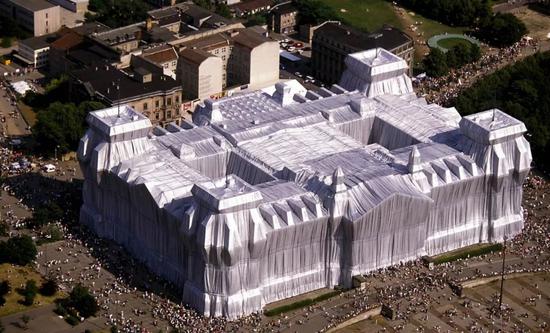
[0,264,61,317]
[318,0,467,61]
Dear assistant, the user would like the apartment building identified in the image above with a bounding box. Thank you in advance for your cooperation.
[16,34,57,67]
[311,22,414,84]
[141,45,179,78]
[47,0,87,13]
[231,29,279,90]
[72,58,184,125]
[0,0,61,36]
[268,2,298,34]
[179,48,223,101]
[178,28,278,93]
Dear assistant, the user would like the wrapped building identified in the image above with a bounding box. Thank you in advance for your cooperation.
[78,48,532,318]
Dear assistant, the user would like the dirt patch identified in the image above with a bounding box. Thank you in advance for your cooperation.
[510,7,550,41]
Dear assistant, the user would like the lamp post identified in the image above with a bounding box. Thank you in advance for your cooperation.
[498,235,507,313]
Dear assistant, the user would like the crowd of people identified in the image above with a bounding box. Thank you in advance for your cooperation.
[415,37,541,106]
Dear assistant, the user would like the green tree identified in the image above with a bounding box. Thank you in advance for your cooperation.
[69,285,98,318]
[0,222,7,236]
[39,279,58,296]
[245,14,267,27]
[423,48,448,77]
[21,280,38,306]
[294,0,337,25]
[32,102,84,156]
[215,3,231,18]
[193,0,213,10]
[32,100,104,156]
[454,51,550,171]
[1,37,12,48]
[0,281,10,296]
[469,43,481,62]
[397,0,489,26]
[32,202,64,228]
[0,235,37,266]
[88,0,150,28]
[476,13,527,47]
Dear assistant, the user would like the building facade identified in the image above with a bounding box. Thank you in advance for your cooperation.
[178,27,279,100]
[72,59,185,125]
[268,2,298,34]
[47,0,87,13]
[311,22,414,84]
[0,0,61,36]
[17,34,53,67]
[179,48,223,100]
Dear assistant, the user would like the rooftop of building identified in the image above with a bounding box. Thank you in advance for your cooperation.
[19,34,58,50]
[142,45,179,64]
[177,27,273,53]
[270,2,297,15]
[148,7,181,26]
[92,22,144,46]
[230,0,275,12]
[314,22,412,52]
[9,0,56,11]
[72,22,111,36]
[179,47,214,64]
[72,59,180,102]
[233,28,274,49]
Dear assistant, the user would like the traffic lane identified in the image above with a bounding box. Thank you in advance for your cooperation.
[0,82,30,137]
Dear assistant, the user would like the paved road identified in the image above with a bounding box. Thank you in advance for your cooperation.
[0,82,31,138]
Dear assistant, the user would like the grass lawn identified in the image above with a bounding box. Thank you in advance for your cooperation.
[17,101,37,127]
[404,11,467,38]
[0,263,62,317]
[319,0,403,32]
[430,243,503,265]
[437,38,472,49]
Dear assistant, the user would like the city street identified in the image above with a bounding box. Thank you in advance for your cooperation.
[0,80,31,138]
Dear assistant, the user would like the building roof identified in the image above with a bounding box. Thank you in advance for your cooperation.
[73,61,181,102]
[148,7,181,26]
[176,2,235,29]
[270,2,297,15]
[19,34,57,50]
[72,22,111,36]
[180,32,230,52]
[142,45,178,64]
[50,30,84,50]
[179,48,213,65]
[9,0,56,11]
[93,23,144,46]
[230,0,275,12]
[314,23,412,52]
[233,29,272,49]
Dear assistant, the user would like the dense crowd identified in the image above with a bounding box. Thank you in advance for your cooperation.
[415,38,540,106]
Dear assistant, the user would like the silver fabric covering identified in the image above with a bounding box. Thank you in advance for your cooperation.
[78,48,531,319]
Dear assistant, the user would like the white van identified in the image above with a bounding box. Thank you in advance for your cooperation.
[43,164,56,173]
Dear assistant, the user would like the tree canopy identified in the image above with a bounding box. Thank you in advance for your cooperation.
[397,0,527,47]
[423,43,481,77]
[475,13,528,48]
[454,51,550,171]
[86,0,150,28]
[294,0,337,25]
[32,101,105,156]
[68,285,99,318]
[396,0,490,26]
[0,235,37,266]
